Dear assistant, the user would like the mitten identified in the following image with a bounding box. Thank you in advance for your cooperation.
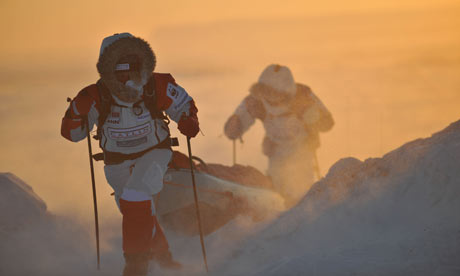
[70,90,96,118]
[178,114,200,138]
[224,114,243,140]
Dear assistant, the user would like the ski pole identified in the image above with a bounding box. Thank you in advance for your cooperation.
[313,151,321,180]
[232,139,236,165]
[85,117,101,270]
[186,137,209,273]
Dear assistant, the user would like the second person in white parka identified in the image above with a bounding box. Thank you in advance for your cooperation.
[224,64,334,208]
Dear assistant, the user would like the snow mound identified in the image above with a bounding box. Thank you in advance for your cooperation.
[0,172,49,234]
[218,120,460,275]
[0,173,111,276]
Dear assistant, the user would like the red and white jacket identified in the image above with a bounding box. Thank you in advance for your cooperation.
[61,73,197,155]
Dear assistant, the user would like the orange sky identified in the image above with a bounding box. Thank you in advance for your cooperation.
[1,0,457,60]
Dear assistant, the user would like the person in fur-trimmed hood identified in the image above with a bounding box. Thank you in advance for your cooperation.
[61,33,200,275]
[224,64,334,208]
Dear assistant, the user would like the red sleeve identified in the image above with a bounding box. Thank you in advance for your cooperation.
[153,73,175,111]
[61,84,101,142]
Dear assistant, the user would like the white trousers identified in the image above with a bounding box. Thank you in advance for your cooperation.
[104,148,172,213]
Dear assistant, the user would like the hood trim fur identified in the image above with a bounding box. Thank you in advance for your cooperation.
[250,82,314,114]
[249,82,294,101]
[97,36,156,103]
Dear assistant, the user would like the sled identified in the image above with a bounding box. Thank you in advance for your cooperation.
[155,151,285,236]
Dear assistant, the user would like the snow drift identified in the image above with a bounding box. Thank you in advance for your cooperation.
[215,120,460,275]
[0,173,48,233]
[0,173,110,276]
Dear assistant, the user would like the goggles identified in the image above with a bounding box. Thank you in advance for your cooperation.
[115,55,140,72]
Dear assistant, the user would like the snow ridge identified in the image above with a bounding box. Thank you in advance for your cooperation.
[219,120,460,276]
[0,172,48,235]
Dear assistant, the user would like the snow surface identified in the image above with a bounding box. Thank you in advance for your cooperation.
[0,173,102,276]
[211,120,460,276]
[2,120,460,276]
[0,172,48,232]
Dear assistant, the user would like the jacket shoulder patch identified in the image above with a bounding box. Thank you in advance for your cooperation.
[166,83,191,111]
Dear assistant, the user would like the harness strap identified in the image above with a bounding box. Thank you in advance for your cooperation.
[95,80,113,141]
[143,75,171,124]
[99,137,173,165]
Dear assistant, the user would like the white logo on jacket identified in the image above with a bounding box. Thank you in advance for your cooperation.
[108,122,152,140]
[167,83,191,111]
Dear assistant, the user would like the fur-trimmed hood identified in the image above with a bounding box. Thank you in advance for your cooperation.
[250,82,315,115]
[248,64,299,107]
[249,82,295,105]
[257,64,297,96]
[97,33,156,103]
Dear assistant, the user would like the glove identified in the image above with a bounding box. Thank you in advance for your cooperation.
[70,90,95,118]
[178,113,200,138]
[224,114,242,140]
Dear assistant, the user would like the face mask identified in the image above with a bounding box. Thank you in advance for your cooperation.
[125,79,143,94]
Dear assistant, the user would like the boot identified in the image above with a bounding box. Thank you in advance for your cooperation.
[149,216,182,270]
[123,252,150,276]
[151,250,182,270]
